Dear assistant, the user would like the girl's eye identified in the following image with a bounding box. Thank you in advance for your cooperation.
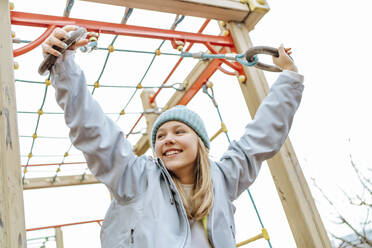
[157,134,164,139]
[176,130,185,134]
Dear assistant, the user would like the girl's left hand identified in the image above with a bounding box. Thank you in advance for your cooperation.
[42,25,89,58]
[273,44,298,72]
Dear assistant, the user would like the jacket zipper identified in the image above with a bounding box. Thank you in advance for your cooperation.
[230,225,235,240]
[161,170,175,205]
[155,157,175,204]
[157,158,190,248]
[130,228,134,244]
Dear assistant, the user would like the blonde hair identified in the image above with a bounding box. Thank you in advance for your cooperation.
[171,136,214,220]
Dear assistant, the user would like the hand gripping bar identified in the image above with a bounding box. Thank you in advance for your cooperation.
[38,28,87,75]
[245,46,283,72]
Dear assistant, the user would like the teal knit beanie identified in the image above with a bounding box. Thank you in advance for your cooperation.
[151,105,210,149]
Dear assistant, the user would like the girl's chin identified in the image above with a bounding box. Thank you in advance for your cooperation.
[163,161,184,172]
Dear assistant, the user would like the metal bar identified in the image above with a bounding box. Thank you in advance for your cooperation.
[10,11,234,47]
[13,25,55,57]
[26,219,103,232]
[204,41,242,72]
[178,55,224,105]
[21,161,86,167]
[150,19,211,104]
[126,114,143,138]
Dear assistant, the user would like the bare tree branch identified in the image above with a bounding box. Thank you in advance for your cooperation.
[338,216,372,246]
[312,147,371,247]
[331,232,358,247]
[349,154,372,195]
[312,178,371,245]
[340,188,361,206]
[340,188,372,208]
[355,194,372,208]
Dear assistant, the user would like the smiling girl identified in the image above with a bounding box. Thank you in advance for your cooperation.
[43,25,304,248]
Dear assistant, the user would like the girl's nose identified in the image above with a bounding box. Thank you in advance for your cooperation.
[164,135,176,145]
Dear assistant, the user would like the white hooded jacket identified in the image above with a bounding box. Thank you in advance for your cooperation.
[51,51,304,248]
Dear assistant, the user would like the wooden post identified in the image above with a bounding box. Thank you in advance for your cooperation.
[244,0,270,31]
[23,174,99,190]
[139,90,159,155]
[0,1,26,247]
[55,227,64,248]
[228,22,331,247]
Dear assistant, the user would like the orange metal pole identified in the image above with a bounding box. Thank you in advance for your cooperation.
[178,53,224,105]
[26,219,103,232]
[13,25,55,57]
[126,113,143,138]
[21,161,86,167]
[149,19,211,104]
[10,11,233,47]
[129,19,211,137]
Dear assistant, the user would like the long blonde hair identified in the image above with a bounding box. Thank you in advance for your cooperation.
[171,136,214,220]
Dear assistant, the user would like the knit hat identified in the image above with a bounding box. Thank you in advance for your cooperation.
[151,105,210,149]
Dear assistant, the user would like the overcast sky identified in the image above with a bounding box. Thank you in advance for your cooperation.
[10,0,372,247]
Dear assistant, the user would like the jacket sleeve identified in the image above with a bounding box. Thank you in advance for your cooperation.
[216,70,304,201]
[51,51,148,202]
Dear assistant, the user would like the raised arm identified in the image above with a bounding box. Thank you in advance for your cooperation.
[216,45,304,200]
[44,26,149,202]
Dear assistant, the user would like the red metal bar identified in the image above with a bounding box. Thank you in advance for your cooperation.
[129,20,210,140]
[204,42,243,72]
[217,65,236,76]
[178,54,224,105]
[130,42,223,137]
[10,11,234,47]
[13,25,56,57]
[21,161,86,167]
[149,19,211,104]
[126,114,143,139]
[26,219,103,232]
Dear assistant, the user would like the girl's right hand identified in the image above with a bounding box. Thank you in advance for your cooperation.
[42,25,89,57]
[273,44,298,73]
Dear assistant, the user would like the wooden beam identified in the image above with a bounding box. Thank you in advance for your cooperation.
[0,1,26,247]
[138,90,159,156]
[23,174,99,190]
[82,0,269,30]
[227,22,331,248]
[244,0,270,31]
[140,90,158,135]
[133,135,150,156]
[82,0,250,22]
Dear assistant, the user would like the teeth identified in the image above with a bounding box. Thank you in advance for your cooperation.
[165,150,180,156]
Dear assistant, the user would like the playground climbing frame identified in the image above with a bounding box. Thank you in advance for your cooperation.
[0,1,331,247]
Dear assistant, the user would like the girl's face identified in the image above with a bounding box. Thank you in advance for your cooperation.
[155,121,199,184]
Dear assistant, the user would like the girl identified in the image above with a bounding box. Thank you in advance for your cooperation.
[43,25,303,248]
